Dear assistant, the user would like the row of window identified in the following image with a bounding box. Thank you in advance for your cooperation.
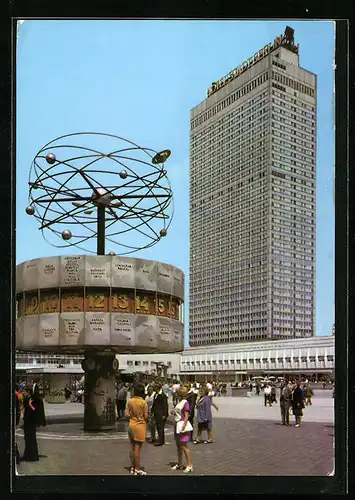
[272,71,315,97]
[272,88,315,110]
[15,356,172,369]
[16,357,81,365]
[272,59,287,71]
[272,95,315,118]
[126,360,172,367]
[182,355,334,364]
[191,73,269,129]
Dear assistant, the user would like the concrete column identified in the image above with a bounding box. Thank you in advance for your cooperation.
[83,352,117,431]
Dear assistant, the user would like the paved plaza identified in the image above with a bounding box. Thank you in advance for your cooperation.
[16,391,334,476]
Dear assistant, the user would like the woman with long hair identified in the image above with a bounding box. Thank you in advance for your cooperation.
[126,382,149,475]
[21,387,39,462]
[170,386,193,473]
[15,384,23,464]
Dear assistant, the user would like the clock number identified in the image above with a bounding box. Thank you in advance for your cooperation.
[112,294,129,310]
[136,295,149,313]
[170,299,179,319]
[88,294,105,310]
[31,296,38,314]
[62,292,83,312]
[42,294,58,313]
[158,297,165,314]
[70,295,80,312]
[50,295,58,310]
[25,295,38,315]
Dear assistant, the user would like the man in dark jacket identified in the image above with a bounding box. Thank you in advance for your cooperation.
[292,381,305,427]
[151,383,168,446]
[32,378,40,398]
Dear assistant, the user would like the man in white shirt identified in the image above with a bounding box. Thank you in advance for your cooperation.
[171,381,180,406]
[146,385,156,442]
[264,383,272,407]
[206,382,215,397]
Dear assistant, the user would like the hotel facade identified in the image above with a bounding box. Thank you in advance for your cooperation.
[189,27,317,346]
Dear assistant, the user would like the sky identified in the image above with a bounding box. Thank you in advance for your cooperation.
[16,20,335,345]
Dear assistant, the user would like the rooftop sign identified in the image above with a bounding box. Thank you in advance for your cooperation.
[207,26,299,98]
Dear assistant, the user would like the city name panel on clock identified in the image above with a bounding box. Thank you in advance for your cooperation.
[16,255,184,354]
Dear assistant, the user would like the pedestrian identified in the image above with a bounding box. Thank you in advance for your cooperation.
[207,381,216,398]
[171,380,180,407]
[292,381,305,427]
[304,384,314,406]
[33,383,46,429]
[170,386,193,473]
[255,383,261,396]
[264,383,271,406]
[194,386,215,444]
[76,387,84,403]
[151,383,168,446]
[187,383,198,441]
[163,382,170,396]
[21,387,40,462]
[270,384,277,404]
[145,385,156,443]
[209,388,219,412]
[126,382,149,475]
[221,383,227,396]
[116,383,128,419]
[249,382,253,393]
[280,382,291,425]
[64,384,72,402]
[32,378,40,399]
[15,384,23,464]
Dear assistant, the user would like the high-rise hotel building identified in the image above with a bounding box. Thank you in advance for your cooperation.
[189,27,316,346]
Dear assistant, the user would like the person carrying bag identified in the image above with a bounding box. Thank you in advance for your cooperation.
[170,386,193,473]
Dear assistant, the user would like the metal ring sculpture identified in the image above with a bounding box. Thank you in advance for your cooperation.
[26,132,174,255]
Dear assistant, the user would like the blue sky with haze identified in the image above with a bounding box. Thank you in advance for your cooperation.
[16,20,335,345]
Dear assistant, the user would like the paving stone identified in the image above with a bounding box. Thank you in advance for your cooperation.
[16,417,333,476]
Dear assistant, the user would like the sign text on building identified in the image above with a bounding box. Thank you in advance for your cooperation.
[207,32,299,97]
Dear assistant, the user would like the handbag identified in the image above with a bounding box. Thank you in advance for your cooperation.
[176,420,193,434]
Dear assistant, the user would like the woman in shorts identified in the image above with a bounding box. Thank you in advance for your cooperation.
[126,382,149,475]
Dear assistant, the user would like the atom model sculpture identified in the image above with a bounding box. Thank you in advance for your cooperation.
[26,132,174,255]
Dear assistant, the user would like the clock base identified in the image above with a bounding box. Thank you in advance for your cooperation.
[83,351,117,431]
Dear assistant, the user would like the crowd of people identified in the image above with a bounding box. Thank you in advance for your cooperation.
[124,380,220,475]
[257,379,315,427]
[14,375,332,475]
[123,377,325,474]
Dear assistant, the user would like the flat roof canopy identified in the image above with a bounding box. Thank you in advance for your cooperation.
[25,367,84,374]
